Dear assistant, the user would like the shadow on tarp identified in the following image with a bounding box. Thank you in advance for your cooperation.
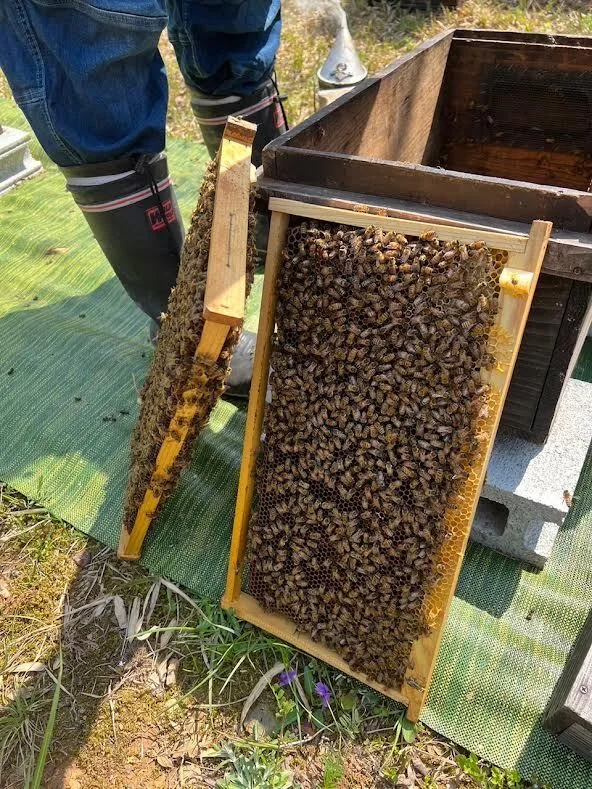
[0,278,246,601]
[455,542,523,618]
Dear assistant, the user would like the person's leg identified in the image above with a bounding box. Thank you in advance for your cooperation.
[166,0,287,166]
[0,0,183,323]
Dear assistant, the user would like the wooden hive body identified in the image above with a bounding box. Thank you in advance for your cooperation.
[260,28,592,443]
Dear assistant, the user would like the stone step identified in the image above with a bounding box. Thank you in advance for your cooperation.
[0,126,42,195]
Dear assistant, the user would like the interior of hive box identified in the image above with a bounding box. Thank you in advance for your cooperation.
[285,32,592,192]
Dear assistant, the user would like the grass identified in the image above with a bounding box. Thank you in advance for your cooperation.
[0,487,544,788]
[1,1,591,785]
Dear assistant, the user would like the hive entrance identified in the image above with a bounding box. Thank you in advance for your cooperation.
[224,200,550,720]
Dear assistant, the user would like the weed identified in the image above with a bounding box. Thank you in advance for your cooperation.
[0,684,50,785]
[217,743,293,788]
[322,752,345,788]
[31,651,62,789]
[457,753,532,788]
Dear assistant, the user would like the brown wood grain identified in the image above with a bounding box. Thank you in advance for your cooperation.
[530,280,592,441]
[437,38,592,190]
[270,148,591,231]
[257,177,592,281]
[545,607,592,748]
[453,30,592,48]
[501,275,573,434]
[281,31,452,163]
[263,29,453,168]
[441,144,592,192]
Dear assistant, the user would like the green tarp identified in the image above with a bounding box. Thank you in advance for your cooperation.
[1,98,591,789]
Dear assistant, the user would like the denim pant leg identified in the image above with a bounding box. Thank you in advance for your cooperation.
[0,0,168,166]
[166,0,282,97]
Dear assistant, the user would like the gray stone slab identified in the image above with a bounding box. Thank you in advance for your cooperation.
[471,378,592,567]
[0,126,42,196]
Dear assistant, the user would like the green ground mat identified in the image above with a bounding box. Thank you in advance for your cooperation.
[1,97,591,789]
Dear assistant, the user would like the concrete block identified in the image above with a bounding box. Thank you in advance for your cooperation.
[471,378,592,567]
[0,126,42,196]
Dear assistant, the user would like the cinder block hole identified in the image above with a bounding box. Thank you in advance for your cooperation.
[475,498,510,537]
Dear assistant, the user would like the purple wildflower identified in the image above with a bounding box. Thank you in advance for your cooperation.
[278,669,297,687]
[314,681,332,708]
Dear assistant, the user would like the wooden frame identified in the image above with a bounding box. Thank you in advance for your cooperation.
[118,117,256,561]
[223,198,551,721]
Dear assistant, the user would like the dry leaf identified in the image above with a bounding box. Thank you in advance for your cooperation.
[147,670,163,693]
[160,578,234,634]
[412,758,428,777]
[126,596,142,639]
[159,618,178,650]
[165,657,179,688]
[157,655,170,684]
[240,662,285,730]
[0,581,10,599]
[143,580,161,627]
[7,662,46,674]
[92,599,111,619]
[112,595,127,630]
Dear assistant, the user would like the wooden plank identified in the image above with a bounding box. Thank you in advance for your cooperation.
[437,38,592,191]
[530,281,592,441]
[222,211,290,606]
[268,197,528,252]
[404,220,552,720]
[559,723,592,762]
[281,30,452,163]
[442,144,592,192]
[203,117,257,326]
[258,177,592,281]
[118,321,230,560]
[232,593,410,709]
[452,29,592,48]
[501,275,573,435]
[264,29,454,166]
[270,148,591,231]
[545,609,592,738]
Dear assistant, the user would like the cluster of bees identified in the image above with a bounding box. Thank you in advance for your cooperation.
[247,221,500,687]
[123,158,255,534]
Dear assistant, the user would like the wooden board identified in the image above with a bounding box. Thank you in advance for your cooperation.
[223,200,551,721]
[544,607,592,761]
[204,118,257,326]
[271,30,453,163]
[118,116,255,561]
[257,177,592,282]
[437,37,592,191]
[266,148,592,232]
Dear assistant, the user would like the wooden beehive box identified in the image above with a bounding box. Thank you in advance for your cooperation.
[260,28,592,443]
[544,609,592,760]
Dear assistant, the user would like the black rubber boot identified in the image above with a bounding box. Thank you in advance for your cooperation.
[190,77,288,167]
[224,330,257,400]
[62,154,184,324]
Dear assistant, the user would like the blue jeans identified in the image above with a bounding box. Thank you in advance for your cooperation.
[0,0,281,166]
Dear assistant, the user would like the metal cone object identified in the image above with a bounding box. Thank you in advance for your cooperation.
[317,4,368,89]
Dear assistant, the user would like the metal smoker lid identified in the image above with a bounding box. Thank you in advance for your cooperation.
[317,5,368,89]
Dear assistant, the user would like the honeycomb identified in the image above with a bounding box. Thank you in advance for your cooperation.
[122,157,255,535]
[246,220,508,689]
